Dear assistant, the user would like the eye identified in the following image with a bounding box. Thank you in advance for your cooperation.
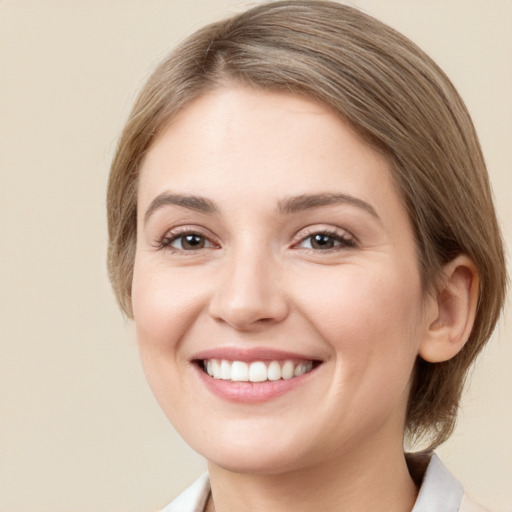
[297,231,355,251]
[159,231,215,251]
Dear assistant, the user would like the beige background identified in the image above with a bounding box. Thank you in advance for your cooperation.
[0,1,510,511]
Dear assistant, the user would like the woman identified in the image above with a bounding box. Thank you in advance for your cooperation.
[107,2,506,511]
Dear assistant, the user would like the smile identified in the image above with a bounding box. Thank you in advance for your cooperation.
[192,348,323,402]
[201,359,315,383]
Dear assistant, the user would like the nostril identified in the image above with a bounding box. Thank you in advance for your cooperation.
[209,304,288,331]
[207,263,289,329]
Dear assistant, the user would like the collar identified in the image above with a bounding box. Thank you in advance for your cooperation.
[409,453,464,512]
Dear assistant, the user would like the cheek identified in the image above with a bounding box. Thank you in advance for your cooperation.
[131,261,208,353]
[130,261,211,424]
[292,264,423,369]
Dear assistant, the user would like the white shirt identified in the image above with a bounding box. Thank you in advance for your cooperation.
[161,454,491,512]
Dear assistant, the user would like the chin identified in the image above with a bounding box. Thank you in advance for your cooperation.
[189,428,322,476]
[207,448,307,476]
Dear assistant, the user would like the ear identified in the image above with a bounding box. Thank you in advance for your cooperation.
[419,255,479,363]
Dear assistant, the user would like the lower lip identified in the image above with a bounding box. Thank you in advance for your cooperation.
[194,364,318,403]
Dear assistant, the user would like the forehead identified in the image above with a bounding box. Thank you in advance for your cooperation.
[137,86,405,227]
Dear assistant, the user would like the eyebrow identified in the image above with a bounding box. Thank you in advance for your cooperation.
[144,193,219,224]
[144,191,379,224]
[277,193,379,218]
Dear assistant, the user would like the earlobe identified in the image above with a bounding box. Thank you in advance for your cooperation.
[419,255,479,363]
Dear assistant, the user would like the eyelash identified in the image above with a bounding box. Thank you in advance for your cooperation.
[293,228,356,252]
[156,228,217,253]
[155,227,356,254]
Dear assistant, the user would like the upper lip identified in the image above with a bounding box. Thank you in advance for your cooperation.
[191,347,321,363]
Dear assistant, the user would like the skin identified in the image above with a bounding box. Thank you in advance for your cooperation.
[132,86,465,511]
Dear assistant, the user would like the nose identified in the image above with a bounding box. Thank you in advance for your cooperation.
[208,247,289,331]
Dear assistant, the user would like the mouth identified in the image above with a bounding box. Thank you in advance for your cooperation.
[196,358,320,383]
[191,348,323,402]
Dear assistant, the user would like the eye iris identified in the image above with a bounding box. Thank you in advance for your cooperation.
[311,234,335,249]
[182,234,205,250]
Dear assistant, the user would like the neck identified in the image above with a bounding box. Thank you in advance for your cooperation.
[206,442,417,512]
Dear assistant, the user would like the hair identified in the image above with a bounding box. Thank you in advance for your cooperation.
[107,0,506,450]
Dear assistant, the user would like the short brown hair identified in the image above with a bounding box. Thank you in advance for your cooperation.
[107,0,506,449]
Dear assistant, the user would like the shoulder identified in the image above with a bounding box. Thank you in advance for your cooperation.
[159,473,210,512]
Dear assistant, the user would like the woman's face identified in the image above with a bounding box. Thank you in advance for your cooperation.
[133,86,432,474]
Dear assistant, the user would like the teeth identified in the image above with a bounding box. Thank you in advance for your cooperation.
[294,361,314,377]
[281,360,295,380]
[220,360,231,380]
[267,361,281,381]
[294,363,305,377]
[249,361,267,382]
[231,361,249,381]
[211,359,220,378]
[203,359,315,382]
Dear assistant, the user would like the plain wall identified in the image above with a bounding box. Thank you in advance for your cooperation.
[0,1,510,511]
